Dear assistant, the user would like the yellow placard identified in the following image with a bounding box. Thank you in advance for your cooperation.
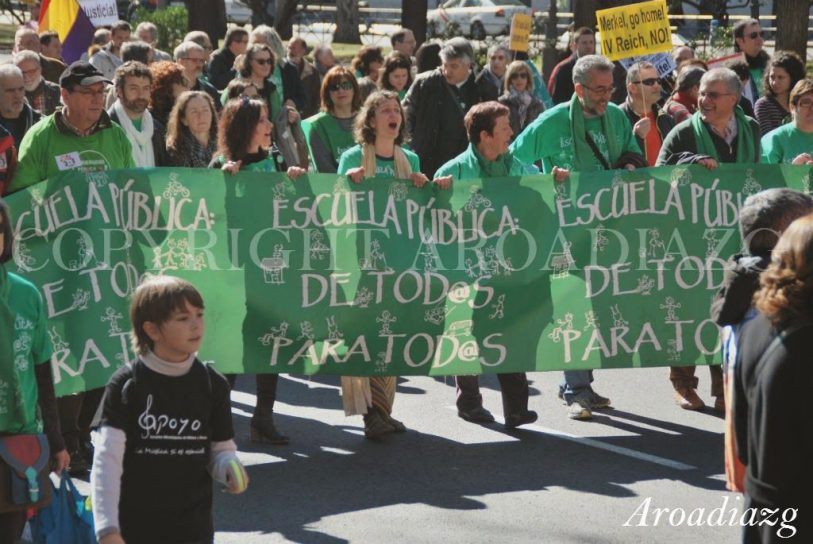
[596,0,672,61]
[510,13,532,53]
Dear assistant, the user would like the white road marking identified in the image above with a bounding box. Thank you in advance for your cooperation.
[447,406,696,471]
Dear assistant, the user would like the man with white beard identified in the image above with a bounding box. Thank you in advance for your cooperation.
[107,61,168,167]
[0,64,41,149]
[14,50,61,116]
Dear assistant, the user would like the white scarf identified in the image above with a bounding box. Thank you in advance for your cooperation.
[112,100,155,167]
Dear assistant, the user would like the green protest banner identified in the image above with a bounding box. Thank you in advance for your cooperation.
[4,165,810,395]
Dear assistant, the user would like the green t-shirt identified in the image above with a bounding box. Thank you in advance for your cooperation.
[510,101,641,173]
[760,123,813,164]
[435,143,532,180]
[10,113,135,193]
[303,112,356,168]
[0,270,52,434]
[337,144,421,178]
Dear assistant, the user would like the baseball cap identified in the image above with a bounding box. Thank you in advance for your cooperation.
[59,61,112,89]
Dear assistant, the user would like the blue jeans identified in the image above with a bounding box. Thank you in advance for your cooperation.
[559,370,594,404]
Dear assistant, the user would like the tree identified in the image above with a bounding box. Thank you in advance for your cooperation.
[402,0,428,46]
[334,0,360,44]
[0,1,31,25]
[275,0,301,39]
[775,0,809,61]
[542,0,559,83]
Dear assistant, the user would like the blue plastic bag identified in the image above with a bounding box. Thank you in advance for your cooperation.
[29,471,95,544]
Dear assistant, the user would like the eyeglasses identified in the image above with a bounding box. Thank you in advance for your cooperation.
[747,31,765,40]
[796,99,813,109]
[699,91,735,100]
[252,57,272,65]
[582,84,615,95]
[510,72,529,80]
[631,78,660,86]
[329,81,354,92]
[181,57,205,65]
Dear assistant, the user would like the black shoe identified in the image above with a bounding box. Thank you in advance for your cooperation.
[379,410,407,433]
[364,409,396,438]
[67,449,90,476]
[457,406,495,424]
[250,417,290,445]
[505,410,538,429]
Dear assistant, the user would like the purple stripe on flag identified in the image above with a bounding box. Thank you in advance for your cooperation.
[61,8,95,64]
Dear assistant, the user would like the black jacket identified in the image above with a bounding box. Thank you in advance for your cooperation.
[403,68,486,177]
[733,312,813,543]
[208,47,236,91]
[475,68,501,102]
[710,253,770,326]
[279,61,306,113]
[619,100,676,160]
[193,77,223,113]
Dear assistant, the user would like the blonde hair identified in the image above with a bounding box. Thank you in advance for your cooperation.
[503,61,533,93]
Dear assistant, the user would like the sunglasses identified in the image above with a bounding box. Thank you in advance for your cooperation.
[631,78,660,86]
[252,57,272,65]
[329,81,354,92]
[510,72,529,80]
[747,31,765,40]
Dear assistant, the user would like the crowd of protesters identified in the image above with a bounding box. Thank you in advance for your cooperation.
[1,13,812,544]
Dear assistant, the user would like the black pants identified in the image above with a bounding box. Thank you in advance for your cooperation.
[455,373,530,417]
[225,373,278,418]
[58,387,105,452]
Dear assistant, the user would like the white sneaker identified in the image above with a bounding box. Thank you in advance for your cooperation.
[568,400,592,420]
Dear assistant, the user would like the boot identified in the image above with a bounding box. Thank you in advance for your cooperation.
[363,408,395,438]
[377,407,406,433]
[250,416,290,445]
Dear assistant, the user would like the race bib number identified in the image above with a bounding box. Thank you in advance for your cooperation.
[55,152,82,171]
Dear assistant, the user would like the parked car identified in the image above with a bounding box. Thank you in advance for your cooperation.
[427,0,531,40]
[225,0,252,25]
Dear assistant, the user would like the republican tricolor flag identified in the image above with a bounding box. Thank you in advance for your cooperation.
[39,0,95,63]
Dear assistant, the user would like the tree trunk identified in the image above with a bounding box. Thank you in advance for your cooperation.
[402,0,428,47]
[542,0,559,83]
[275,0,301,39]
[573,0,599,30]
[334,0,361,44]
[187,0,227,44]
[775,0,808,61]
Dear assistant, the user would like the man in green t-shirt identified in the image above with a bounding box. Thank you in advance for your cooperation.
[436,102,538,429]
[8,61,134,194]
[511,55,644,421]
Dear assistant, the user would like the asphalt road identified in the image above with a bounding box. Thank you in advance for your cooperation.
[193,366,745,544]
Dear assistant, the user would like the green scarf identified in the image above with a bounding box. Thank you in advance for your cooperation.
[0,264,26,430]
[690,107,756,163]
[473,144,514,178]
[568,93,619,172]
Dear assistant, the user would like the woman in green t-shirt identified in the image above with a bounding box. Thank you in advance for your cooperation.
[304,66,362,173]
[0,200,69,540]
[212,98,305,445]
[762,78,813,165]
[335,91,450,439]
